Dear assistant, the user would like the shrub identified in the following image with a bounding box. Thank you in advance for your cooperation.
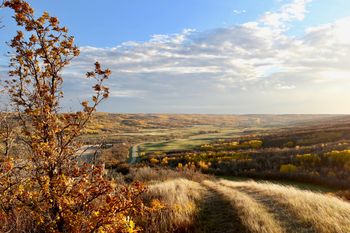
[150,158,159,164]
[242,140,263,149]
[280,164,297,173]
[0,1,146,232]
[296,154,321,166]
[326,150,350,166]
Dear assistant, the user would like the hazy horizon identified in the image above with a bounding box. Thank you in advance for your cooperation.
[82,111,350,116]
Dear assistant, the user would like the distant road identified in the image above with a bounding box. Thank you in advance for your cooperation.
[129,144,140,164]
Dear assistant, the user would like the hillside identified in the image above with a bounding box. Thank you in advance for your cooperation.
[84,113,338,136]
[135,172,350,233]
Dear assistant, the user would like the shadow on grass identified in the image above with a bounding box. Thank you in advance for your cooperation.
[193,186,249,233]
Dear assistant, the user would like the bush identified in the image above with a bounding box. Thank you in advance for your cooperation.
[0,1,147,232]
[280,164,297,173]
[326,150,350,166]
[296,154,321,166]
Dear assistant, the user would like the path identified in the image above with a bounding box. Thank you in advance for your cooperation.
[129,143,140,164]
[194,185,249,233]
[226,185,316,233]
[192,180,316,233]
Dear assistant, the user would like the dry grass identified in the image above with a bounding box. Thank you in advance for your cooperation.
[130,169,350,233]
[203,180,285,233]
[220,179,350,233]
[129,166,208,184]
[140,178,205,232]
[130,166,179,183]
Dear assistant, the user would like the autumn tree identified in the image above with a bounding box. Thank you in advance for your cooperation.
[0,0,145,232]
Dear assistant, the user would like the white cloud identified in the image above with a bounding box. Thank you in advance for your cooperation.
[109,90,145,98]
[233,10,246,14]
[260,0,312,30]
[275,83,296,90]
[61,0,350,113]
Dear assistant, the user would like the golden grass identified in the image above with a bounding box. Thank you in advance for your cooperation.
[130,166,208,184]
[220,179,350,233]
[203,180,285,233]
[141,178,205,232]
[135,175,350,233]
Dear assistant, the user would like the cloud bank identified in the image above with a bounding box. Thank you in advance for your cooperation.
[63,0,350,113]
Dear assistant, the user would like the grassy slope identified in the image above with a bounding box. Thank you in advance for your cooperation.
[219,176,337,193]
[142,177,350,233]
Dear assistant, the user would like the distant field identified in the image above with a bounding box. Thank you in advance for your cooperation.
[138,126,267,153]
[81,113,342,152]
[140,138,210,152]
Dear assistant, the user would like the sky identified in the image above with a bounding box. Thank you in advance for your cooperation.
[1,0,350,114]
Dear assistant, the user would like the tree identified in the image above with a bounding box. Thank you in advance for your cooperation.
[0,1,145,232]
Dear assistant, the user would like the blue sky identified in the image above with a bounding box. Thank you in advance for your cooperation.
[1,1,275,47]
[1,0,350,113]
[2,0,350,47]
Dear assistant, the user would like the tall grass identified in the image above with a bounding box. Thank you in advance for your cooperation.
[203,180,285,233]
[220,179,350,233]
[140,178,204,232]
[129,166,208,184]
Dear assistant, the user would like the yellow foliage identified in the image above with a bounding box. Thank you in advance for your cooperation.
[198,160,210,170]
[150,158,159,164]
[0,1,146,232]
[150,199,166,210]
[296,154,320,165]
[241,140,263,149]
[326,150,350,166]
[280,164,297,173]
[161,157,169,165]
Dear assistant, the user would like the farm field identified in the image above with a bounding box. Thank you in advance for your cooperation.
[138,127,246,153]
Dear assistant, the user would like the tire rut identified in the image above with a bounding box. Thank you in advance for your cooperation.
[193,185,249,233]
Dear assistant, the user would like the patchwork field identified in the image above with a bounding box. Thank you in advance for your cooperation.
[138,128,244,152]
